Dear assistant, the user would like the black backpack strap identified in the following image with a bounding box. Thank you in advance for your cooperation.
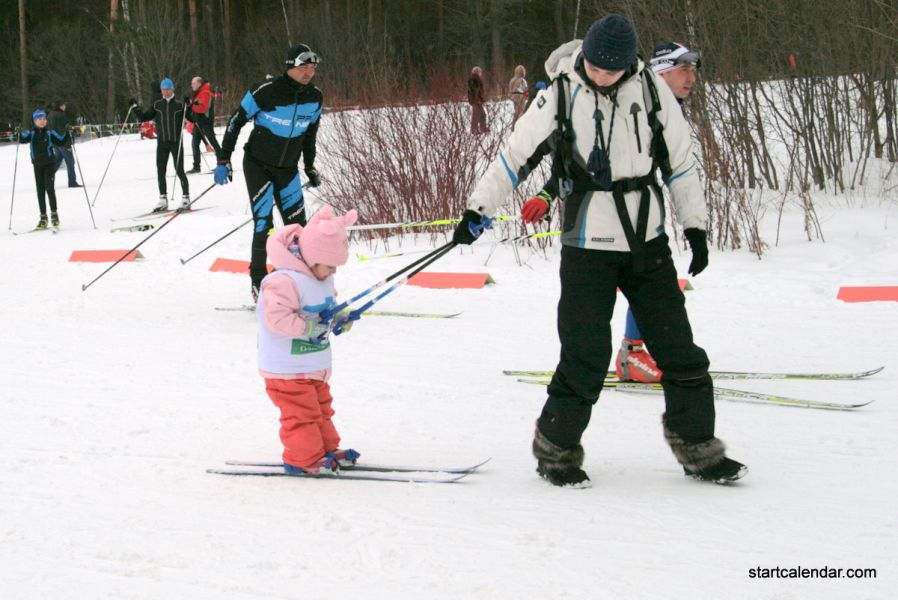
[552,74,575,199]
[642,71,672,181]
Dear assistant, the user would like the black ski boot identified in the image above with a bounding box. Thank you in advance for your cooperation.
[50,212,59,227]
[663,416,747,484]
[35,214,48,230]
[532,427,591,488]
[187,166,201,174]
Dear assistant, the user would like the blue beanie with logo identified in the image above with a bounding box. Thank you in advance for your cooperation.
[581,14,638,71]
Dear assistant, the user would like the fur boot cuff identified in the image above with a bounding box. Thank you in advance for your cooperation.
[663,418,725,472]
[532,427,584,469]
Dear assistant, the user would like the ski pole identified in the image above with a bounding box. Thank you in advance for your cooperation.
[179,217,252,265]
[346,215,517,232]
[69,129,97,229]
[82,182,216,292]
[169,103,190,204]
[320,241,455,322]
[8,127,20,230]
[91,105,134,207]
[328,242,457,333]
[356,230,558,261]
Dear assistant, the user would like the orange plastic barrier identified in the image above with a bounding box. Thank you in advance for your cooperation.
[69,249,144,262]
[209,258,272,274]
[408,272,495,289]
[837,286,898,303]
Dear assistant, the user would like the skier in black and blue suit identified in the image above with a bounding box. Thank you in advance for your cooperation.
[216,44,323,301]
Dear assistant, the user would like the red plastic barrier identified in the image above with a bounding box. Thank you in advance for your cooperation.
[837,286,898,303]
[69,249,143,262]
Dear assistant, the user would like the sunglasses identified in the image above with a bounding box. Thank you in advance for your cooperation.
[289,51,321,67]
[655,51,702,70]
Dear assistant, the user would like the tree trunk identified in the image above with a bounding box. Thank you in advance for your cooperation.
[189,0,199,47]
[222,0,232,87]
[490,0,505,95]
[18,0,29,124]
[106,0,119,123]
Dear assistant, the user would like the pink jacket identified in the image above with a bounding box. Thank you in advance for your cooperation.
[259,224,332,381]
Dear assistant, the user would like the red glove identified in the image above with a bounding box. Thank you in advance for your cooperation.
[521,190,552,224]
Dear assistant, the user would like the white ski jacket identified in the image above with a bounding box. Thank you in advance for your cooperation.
[467,40,706,251]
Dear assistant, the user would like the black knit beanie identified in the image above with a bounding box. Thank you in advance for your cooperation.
[581,14,638,71]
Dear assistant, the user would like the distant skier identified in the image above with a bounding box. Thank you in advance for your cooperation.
[508,64,528,129]
[467,66,489,134]
[129,78,193,213]
[256,206,360,474]
[215,44,324,302]
[186,76,221,174]
[47,100,81,188]
[18,108,70,229]
[453,14,744,487]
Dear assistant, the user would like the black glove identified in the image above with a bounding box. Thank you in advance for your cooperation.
[684,228,709,276]
[128,98,139,109]
[452,209,493,245]
[305,168,321,187]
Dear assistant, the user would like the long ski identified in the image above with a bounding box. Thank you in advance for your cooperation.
[13,226,59,236]
[111,206,214,222]
[214,305,462,318]
[504,366,885,381]
[515,378,874,411]
[112,223,156,233]
[223,458,490,474]
[207,468,469,483]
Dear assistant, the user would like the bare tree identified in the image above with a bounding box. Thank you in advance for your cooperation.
[18,0,28,123]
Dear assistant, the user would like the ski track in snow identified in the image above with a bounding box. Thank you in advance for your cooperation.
[1,128,896,599]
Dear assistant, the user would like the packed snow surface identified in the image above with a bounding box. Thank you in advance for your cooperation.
[1,126,896,599]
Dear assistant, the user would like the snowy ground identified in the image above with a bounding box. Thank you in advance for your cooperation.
[1,128,897,599]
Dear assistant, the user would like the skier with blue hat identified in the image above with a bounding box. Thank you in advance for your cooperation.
[129,77,195,212]
[18,108,70,229]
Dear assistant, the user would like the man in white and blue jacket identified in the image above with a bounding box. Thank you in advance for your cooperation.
[215,44,324,301]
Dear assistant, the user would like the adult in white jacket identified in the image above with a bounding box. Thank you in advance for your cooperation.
[452,14,746,488]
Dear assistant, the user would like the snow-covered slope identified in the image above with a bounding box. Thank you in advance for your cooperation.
[0,127,895,599]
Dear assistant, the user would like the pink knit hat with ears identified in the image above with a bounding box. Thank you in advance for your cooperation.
[299,205,359,266]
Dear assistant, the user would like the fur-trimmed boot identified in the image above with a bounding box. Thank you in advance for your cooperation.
[532,427,591,488]
[663,417,747,484]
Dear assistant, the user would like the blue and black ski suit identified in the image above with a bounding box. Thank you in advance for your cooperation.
[219,73,322,288]
[19,127,69,216]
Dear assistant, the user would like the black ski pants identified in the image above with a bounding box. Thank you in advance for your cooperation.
[33,162,57,216]
[191,116,221,169]
[243,152,307,287]
[156,141,189,197]
[538,235,715,448]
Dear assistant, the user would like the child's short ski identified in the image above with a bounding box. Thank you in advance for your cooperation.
[504,366,885,381]
[515,378,874,410]
[207,468,469,483]
[224,457,491,474]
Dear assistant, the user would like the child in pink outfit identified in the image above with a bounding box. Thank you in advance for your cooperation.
[256,205,359,474]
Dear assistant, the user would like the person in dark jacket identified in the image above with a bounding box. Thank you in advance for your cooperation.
[47,100,80,188]
[18,108,70,229]
[186,76,221,173]
[214,44,324,301]
[467,66,488,134]
[130,77,193,212]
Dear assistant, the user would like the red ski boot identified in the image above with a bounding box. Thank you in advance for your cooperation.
[615,338,662,383]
